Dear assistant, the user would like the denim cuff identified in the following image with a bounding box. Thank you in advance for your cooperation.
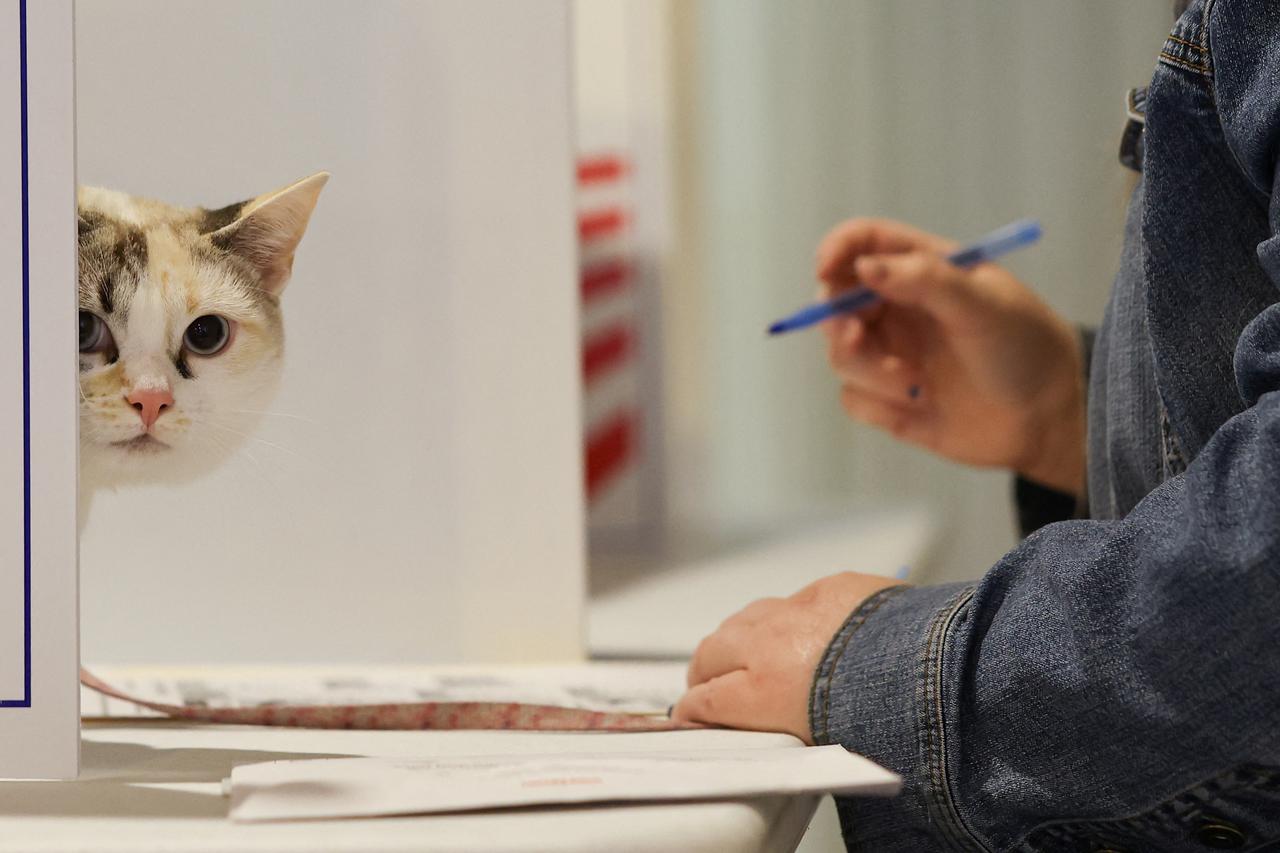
[809,581,977,851]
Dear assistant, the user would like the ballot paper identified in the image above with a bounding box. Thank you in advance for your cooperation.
[228,745,901,822]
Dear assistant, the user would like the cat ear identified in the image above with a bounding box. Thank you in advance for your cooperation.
[204,171,329,295]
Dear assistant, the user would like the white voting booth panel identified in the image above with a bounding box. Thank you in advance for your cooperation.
[0,0,79,779]
[74,3,584,665]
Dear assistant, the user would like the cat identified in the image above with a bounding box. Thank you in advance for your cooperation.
[76,173,327,529]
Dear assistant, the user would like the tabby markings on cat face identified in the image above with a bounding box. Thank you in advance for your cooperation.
[77,173,327,488]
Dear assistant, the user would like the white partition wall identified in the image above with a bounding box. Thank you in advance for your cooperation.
[0,0,79,779]
[75,2,584,664]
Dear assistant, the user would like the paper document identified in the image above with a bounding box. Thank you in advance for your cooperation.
[229,745,900,822]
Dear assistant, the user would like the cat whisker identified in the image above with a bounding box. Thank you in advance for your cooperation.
[204,420,303,459]
[200,431,281,499]
[226,408,323,427]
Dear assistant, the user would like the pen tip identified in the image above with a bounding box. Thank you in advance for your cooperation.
[767,323,784,335]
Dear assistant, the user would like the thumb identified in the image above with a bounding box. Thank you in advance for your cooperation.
[854,251,982,322]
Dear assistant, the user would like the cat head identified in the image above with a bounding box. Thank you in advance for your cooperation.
[77,173,327,488]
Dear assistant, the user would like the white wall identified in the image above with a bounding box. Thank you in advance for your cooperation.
[0,0,81,779]
[75,1,584,664]
[667,0,1172,583]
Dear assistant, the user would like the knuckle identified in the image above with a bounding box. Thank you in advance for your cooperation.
[693,686,717,718]
[839,216,875,235]
[820,218,862,248]
[860,216,894,235]
[737,599,779,627]
[792,585,821,606]
[691,634,717,666]
[898,252,931,279]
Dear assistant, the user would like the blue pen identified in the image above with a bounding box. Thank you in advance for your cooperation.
[767,218,1043,335]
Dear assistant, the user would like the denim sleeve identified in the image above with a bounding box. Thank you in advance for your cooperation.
[811,9,1280,851]
[814,426,1280,850]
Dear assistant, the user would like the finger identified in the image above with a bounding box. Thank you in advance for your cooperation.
[832,356,921,404]
[821,303,885,346]
[828,323,922,403]
[840,385,923,441]
[854,251,978,322]
[671,669,758,729]
[816,218,954,283]
[688,598,785,687]
[827,314,923,400]
[825,313,874,357]
[686,623,750,687]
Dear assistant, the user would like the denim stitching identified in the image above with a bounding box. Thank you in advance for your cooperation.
[1165,34,1206,52]
[1159,0,1216,80]
[1159,51,1211,74]
[809,584,908,745]
[921,595,959,848]
[921,587,987,853]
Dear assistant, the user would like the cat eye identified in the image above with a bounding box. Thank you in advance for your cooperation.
[183,315,232,357]
[78,311,114,354]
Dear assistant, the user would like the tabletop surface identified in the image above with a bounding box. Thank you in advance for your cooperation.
[4,664,822,853]
[9,499,934,853]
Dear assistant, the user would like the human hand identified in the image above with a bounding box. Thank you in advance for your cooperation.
[672,572,904,742]
[817,218,1085,495]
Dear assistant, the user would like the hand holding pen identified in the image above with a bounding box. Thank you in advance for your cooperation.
[805,217,1088,496]
[770,219,1042,335]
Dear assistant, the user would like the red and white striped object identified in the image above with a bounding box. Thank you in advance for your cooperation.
[79,669,693,732]
[578,153,643,517]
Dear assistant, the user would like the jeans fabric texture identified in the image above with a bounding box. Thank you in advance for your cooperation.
[812,1,1280,850]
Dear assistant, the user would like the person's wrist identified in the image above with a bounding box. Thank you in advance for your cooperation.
[1014,328,1087,496]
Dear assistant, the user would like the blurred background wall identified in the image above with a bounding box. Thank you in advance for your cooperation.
[644,0,1173,584]
[75,0,1180,654]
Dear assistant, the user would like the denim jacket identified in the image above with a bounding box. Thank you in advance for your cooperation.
[811,2,1280,850]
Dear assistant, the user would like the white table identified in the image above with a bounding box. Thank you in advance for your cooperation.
[3,664,825,853]
[6,501,935,853]
[3,724,817,853]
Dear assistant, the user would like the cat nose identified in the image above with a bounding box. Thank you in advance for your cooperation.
[125,387,175,430]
